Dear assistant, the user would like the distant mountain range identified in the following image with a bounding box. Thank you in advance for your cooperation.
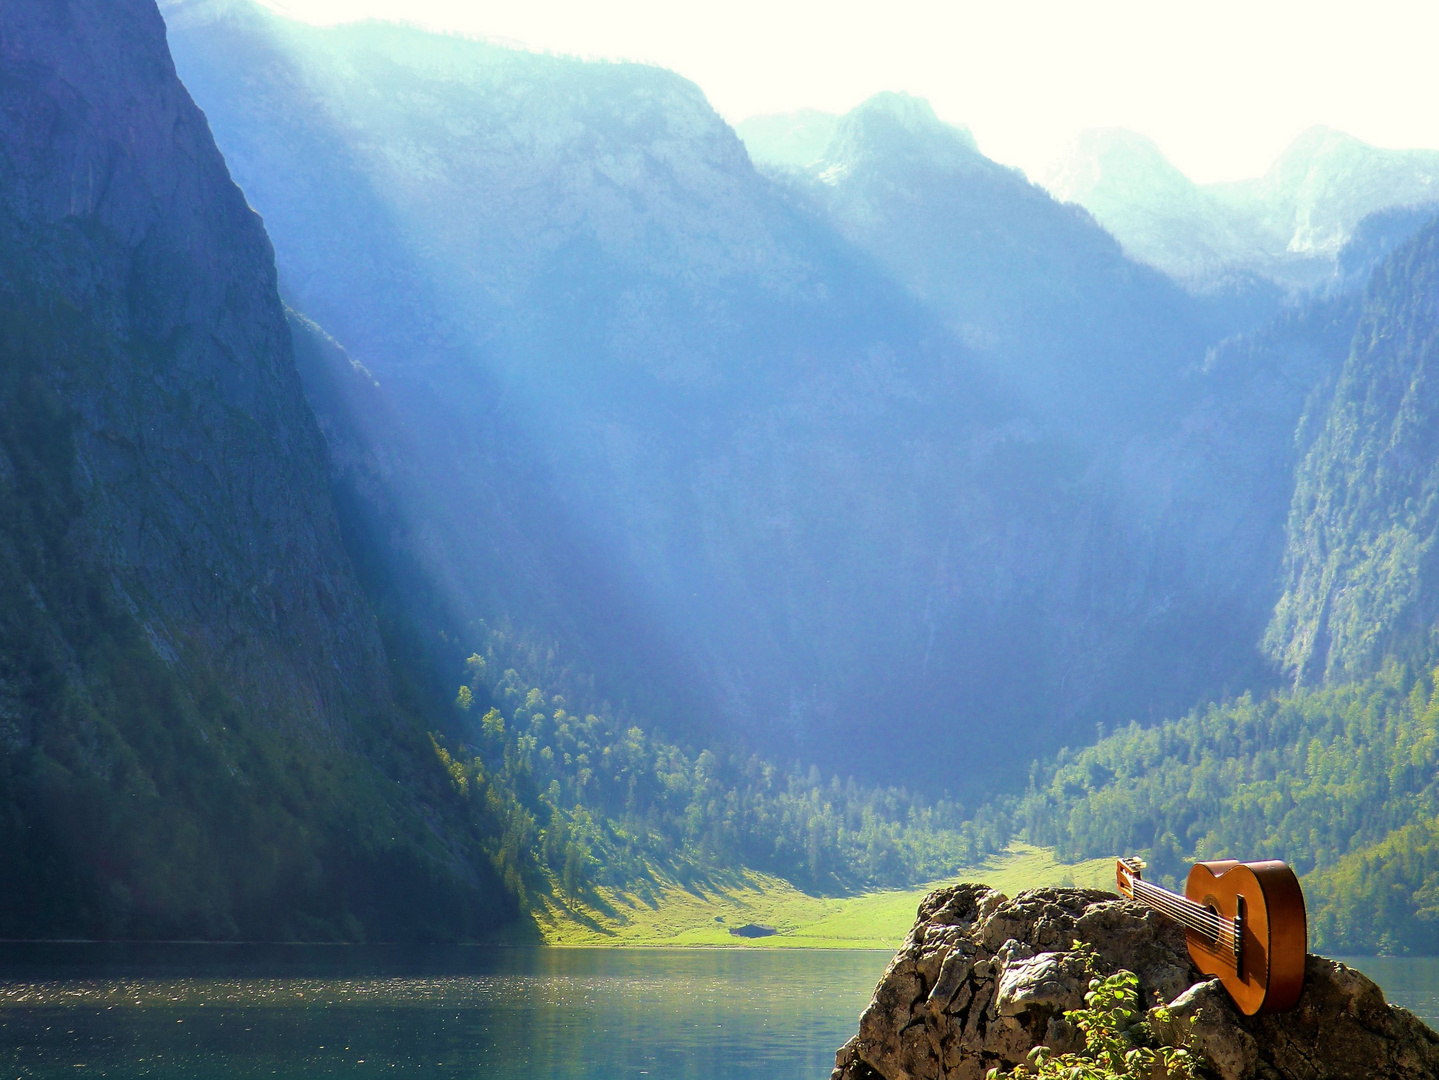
[744,111,1439,294]
[1044,126,1439,291]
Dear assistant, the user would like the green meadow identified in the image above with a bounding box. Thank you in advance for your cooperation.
[527,844,1116,948]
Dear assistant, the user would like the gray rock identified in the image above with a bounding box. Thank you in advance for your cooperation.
[834,884,1439,1080]
[1153,979,1260,1080]
[994,951,1085,1019]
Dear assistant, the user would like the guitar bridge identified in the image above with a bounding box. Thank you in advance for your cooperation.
[1232,896,1244,967]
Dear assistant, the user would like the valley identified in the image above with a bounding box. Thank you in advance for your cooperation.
[5,0,1439,964]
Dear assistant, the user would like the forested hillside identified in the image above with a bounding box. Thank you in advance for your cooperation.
[1015,661,1439,952]
[1269,219,1439,684]
[431,640,1010,902]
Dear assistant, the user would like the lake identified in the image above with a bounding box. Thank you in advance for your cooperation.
[0,944,888,1079]
[0,945,1435,1079]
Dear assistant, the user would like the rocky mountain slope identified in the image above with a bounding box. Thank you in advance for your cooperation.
[0,0,509,938]
[781,94,1240,434]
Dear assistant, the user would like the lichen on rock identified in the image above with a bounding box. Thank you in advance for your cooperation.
[833,883,1439,1080]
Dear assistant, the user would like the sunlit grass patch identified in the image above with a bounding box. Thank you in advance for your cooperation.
[525,843,1116,948]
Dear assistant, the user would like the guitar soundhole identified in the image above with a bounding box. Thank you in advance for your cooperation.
[1200,898,1223,947]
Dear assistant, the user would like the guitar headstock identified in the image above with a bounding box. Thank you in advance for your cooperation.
[1115,856,1146,898]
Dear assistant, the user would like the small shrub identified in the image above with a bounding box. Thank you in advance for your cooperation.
[988,941,1202,1080]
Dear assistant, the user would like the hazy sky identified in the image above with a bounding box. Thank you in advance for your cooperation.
[256,0,1439,183]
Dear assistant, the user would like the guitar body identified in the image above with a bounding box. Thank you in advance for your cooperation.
[1184,859,1307,1015]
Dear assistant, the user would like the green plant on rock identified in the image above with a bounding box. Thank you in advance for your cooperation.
[988,942,1202,1080]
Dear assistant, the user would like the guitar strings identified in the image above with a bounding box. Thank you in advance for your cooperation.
[1132,881,1230,934]
[1139,892,1236,946]
[1128,879,1238,945]
[1119,865,1232,935]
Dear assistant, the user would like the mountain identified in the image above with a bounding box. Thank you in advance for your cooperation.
[1268,217,1439,684]
[160,7,1323,797]
[160,2,1043,788]
[1012,220,1439,954]
[771,93,1327,726]
[1044,126,1439,291]
[0,0,510,939]
[1041,128,1275,284]
[780,94,1247,432]
[1214,127,1439,260]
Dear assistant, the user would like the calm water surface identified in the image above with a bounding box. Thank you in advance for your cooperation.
[0,944,890,1079]
[2,946,1437,1079]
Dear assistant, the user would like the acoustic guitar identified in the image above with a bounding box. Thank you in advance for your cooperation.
[1115,857,1307,1015]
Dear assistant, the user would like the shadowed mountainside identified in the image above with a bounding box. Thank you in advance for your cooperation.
[0,0,512,939]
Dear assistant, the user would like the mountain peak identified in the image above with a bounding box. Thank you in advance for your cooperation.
[1243,126,1439,255]
[818,92,981,182]
[842,92,975,147]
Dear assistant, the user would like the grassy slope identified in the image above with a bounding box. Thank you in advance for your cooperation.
[525,844,1116,948]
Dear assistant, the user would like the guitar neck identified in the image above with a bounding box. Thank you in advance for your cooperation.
[1128,878,1241,959]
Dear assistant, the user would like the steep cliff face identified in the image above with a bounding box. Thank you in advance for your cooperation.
[0,0,387,730]
[0,0,507,938]
[1269,219,1439,683]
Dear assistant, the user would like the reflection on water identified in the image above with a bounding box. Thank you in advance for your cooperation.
[0,944,890,1079]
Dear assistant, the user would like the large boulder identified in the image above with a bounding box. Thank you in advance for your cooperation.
[833,883,1439,1080]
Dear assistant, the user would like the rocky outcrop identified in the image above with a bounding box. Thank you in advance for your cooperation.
[834,884,1439,1080]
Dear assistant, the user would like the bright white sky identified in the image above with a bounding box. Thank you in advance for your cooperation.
[257,0,1439,184]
